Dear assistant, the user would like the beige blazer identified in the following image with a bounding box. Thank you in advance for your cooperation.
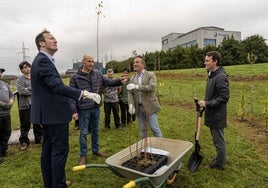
[128,70,160,115]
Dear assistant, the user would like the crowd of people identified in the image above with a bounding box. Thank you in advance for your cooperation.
[0,29,229,187]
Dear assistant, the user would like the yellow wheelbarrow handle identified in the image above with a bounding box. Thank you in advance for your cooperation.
[72,165,86,171]
[123,180,136,188]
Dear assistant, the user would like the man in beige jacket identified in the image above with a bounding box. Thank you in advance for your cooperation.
[127,55,162,139]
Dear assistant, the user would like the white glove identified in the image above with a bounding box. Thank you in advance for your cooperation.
[127,84,139,90]
[83,90,101,104]
[129,104,135,115]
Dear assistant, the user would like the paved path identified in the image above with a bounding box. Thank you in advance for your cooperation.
[8,129,34,145]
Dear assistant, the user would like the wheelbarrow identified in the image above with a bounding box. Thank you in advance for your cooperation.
[72,137,193,188]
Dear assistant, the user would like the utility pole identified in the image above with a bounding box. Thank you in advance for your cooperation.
[96,1,105,63]
[18,42,29,61]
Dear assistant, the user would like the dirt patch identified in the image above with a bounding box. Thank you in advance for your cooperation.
[229,117,268,163]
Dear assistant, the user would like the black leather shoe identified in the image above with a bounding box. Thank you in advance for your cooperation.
[2,150,7,157]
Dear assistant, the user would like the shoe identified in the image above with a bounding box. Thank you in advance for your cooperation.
[20,143,28,151]
[93,151,108,157]
[35,140,42,145]
[66,180,72,186]
[2,150,7,157]
[206,164,225,170]
[79,156,87,165]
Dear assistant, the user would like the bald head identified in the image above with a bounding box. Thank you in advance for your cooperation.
[81,54,94,72]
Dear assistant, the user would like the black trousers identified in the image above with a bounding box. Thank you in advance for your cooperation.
[0,115,11,154]
[119,101,131,125]
[19,108,42,144]
[104,102,121,128]
[41,123,69,188]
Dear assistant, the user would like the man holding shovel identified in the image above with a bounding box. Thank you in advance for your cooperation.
[198,51,229,170]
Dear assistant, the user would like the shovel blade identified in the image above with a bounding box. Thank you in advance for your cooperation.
[187,151,203,172]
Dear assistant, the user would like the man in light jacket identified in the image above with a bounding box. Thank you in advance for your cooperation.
[127,55,162,139]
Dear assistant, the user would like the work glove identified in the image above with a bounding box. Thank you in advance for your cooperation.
[127,83,139,90]
[83,90,101,104]
[129,104,135,115]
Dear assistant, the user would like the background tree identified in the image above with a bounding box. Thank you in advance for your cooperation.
[218,36,247,65]
[241,34,268,63]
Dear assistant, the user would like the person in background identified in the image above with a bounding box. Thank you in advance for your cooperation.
[0,68,14,164]
[103,69,121,129]
[127,55,162,139]
[17,61,42,151]
[118,68,135,127]
[198,51,230,170]
[31,30,100,188]
[69,55,126,165]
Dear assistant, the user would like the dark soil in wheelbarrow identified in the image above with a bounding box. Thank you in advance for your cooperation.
[121,152,168,174]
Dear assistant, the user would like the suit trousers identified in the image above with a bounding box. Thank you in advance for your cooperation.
[210,128,226,166]
[41,123,69,188]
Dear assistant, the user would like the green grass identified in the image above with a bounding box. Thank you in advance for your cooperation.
[1,63,268,187]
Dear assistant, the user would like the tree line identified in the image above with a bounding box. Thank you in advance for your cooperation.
[106,34,268,72]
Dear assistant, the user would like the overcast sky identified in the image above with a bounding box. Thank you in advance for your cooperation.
[0,0,267,75]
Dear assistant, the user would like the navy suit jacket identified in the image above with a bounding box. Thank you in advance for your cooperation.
[30,52,81,125]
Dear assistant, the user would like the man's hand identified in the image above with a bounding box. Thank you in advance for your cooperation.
[129,104,135,114]
[120,76,127,84]
[83,90,101,104]
[127,84,139,90]
[198,100,206,108]
[72,113,78,120]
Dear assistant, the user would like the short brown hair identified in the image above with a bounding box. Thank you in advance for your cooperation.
[19,61,31,70]
[35,29,50,51]
[206,51,221,65]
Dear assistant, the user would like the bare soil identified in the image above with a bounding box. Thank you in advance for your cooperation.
[230,117,268,163]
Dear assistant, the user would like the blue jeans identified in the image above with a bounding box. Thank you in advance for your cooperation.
[79,108,100,156]
[137,105,162,139]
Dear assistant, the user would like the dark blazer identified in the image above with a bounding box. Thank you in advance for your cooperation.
[30,52,81,125]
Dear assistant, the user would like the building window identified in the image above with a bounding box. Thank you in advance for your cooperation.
[203,38,216,46]
[180,40,197,48]
[162,39,168,45]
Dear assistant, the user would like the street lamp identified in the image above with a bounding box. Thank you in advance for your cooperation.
[96,1,105,63]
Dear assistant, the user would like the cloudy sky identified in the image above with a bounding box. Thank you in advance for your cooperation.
[0,0,267,75]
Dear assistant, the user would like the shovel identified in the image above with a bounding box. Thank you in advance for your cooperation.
[187,99,205,172]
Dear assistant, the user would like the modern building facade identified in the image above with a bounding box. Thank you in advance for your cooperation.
[65,61,103,75]
[162,26,241,51]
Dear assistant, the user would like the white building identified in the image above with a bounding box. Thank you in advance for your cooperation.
[162,26,241,51]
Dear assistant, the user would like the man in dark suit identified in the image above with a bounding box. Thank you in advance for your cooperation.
[31,30,100,188]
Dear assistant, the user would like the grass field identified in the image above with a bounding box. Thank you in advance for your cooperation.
[0,63,268,187]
